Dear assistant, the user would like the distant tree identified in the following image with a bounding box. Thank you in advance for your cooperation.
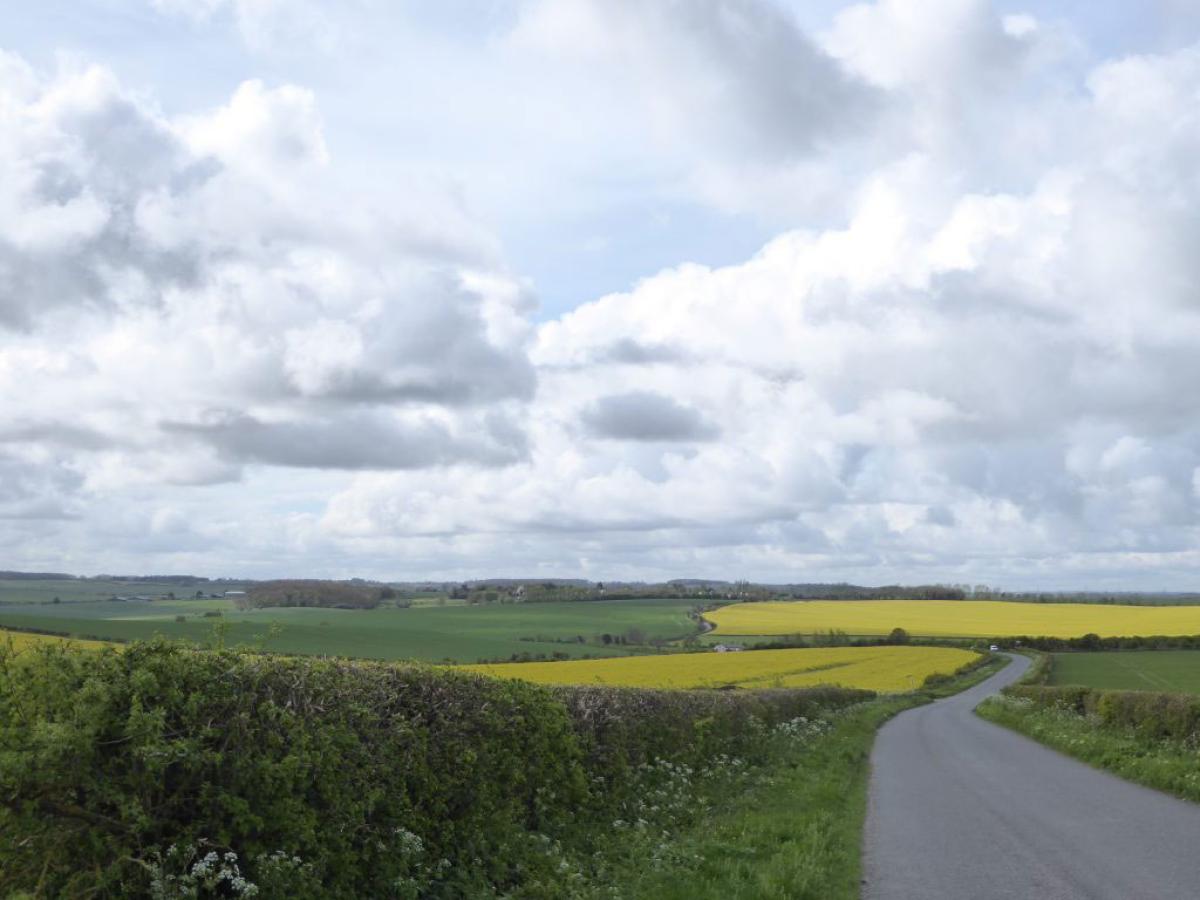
[886,627,910,645]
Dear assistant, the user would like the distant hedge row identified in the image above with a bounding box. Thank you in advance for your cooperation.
[1005,683,1200,744]
[0,641,868,898]
[994,633,1200,651]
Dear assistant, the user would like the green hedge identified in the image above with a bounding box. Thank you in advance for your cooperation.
[1005,684,1200,743]
[0,640,868,898]
[991,633,1200,651]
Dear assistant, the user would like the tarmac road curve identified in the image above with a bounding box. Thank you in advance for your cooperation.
[862,654,1200,900]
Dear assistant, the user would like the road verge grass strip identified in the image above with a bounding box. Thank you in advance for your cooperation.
[977,653,1200,804]
[612,653,1007,899]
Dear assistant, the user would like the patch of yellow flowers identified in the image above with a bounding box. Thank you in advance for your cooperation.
[706,599,1200,639]
[0,629,111,653]
[464,645,977,693]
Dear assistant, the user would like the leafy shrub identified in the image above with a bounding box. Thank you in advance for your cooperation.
[1005,684,1200,743]
[0,640,868,898]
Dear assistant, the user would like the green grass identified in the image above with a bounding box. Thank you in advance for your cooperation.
[1049,650,1200,693]
[612,654,1008,898]
[0,577,250,604]
[619,696,903,899]
[0,597,702,663]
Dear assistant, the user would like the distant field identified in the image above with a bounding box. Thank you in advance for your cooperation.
[464,645,979,692]
[707,600,1200,639]
[0,597,700,663]
[0,578,250,605]
[1049,651,1200,694]
[0,629,112,653]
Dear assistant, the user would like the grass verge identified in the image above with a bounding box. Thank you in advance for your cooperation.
[607,653,1008,899]
[976,694,1200,803]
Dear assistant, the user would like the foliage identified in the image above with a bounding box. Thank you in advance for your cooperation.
[622,696,907,900]
[0,640,868,898]
[236,580,382,610]
[707,599,1200,639]
[465,646,980,693]
[1011,633,1200,651]
[1002,683,1200,743]
[617,655,1008,899]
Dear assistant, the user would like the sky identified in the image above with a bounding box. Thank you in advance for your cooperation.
[3,0,1200,589]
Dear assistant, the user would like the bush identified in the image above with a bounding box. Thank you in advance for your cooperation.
[0,640,869,898]
[1005,683,1200,743]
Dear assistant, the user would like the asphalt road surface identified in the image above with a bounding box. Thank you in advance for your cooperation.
[862,654,1200,899]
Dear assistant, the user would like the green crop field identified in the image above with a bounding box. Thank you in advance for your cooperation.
[1049,650,1200,694]
[0,578,251,605]
[0,596,701,663]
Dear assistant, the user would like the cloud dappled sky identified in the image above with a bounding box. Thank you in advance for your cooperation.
[3,0,1200,588]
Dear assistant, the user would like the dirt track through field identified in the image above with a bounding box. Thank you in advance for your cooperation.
[862,654,1200,899]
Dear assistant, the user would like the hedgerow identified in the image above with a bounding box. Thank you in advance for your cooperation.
[0,640,869,898]
[1004,683,1200,743]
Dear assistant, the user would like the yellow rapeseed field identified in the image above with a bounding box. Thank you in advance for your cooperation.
[706,600,1200,639]
[0,629,111,653]
[464,645,978,693]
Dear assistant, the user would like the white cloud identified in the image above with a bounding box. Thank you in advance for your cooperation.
[150,0,340,52]
[317,28,1200,586]
[511,0,879,161]
[4,3,1200,587]
[0,54,535,569]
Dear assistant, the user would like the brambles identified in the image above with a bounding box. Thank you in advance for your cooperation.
[707,599,1200,639]
[464,646,979,693]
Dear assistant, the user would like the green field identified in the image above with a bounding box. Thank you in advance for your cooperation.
[1049,650,1200,693]
[0,577,251,604]
[0,596,701,663]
